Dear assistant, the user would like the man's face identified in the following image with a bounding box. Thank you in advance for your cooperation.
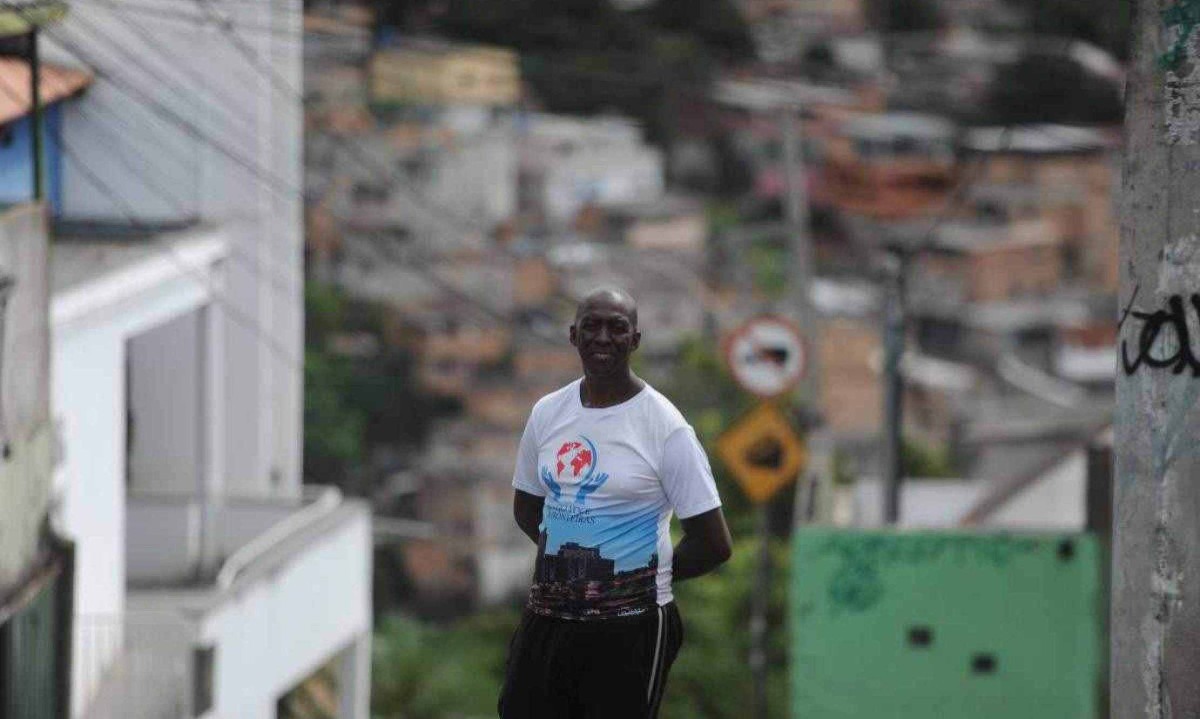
[570,297,640,377]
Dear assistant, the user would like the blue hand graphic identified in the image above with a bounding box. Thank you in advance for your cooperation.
[574,472,609,505]
[540,466,562,500]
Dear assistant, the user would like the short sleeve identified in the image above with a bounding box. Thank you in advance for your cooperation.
[660,426,722,519]
[512,412,546,497]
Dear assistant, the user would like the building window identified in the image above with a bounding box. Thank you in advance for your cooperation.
[193,644,216,717]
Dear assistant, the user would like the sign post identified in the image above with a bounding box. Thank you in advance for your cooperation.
[718,315,808,719]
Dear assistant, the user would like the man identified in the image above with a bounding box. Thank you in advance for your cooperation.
[499,287,733,719]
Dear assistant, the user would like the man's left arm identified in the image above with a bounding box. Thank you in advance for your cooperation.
[673,506,733,581]
[661,427,733,581]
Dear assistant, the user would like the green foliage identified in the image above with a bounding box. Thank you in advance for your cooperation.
[303,283,459,486]
[706,203,742,236]
[748,243,787,300]
[370,544,792,719]
[306,282,347,346]
[643,0,755,60]
[663,538,791,719]
[902,437,956,479]
[372,611,520,719]
[304,349,367,482]
[377,0,754,144]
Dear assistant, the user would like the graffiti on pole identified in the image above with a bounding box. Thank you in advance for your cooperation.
[1163,0,1200,143]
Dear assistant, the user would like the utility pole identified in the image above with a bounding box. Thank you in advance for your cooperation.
[881,249,907,524]
[28,28,40,201]
[780,105,819,404]
[1114,1,1200,716]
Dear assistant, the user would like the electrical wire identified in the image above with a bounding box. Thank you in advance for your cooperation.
[0,65,304,370]
[3,2,563,349]
[65,3,262,135]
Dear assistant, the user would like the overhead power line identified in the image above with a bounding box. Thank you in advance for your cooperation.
[0,65,303,370]
[1,2,560,349]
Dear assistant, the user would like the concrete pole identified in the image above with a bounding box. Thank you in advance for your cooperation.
[881,250,907,524]
[1114,1,1200,716]
[780,106,820,405]
[781,104,837,526]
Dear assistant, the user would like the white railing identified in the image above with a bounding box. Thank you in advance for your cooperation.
[215,485,343,590]
[127,485,344,587]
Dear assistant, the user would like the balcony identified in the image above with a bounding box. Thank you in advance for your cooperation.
[79,487,372,719]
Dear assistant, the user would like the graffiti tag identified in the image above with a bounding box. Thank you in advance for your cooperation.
[1121,294,1200,375]
[1162,0,1200,70]
[1163,1,1200,144]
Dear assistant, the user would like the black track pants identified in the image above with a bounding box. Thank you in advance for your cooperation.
[498,602,684,719]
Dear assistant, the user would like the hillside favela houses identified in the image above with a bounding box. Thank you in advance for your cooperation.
[1,1,374,717]
[295,0,1128,612]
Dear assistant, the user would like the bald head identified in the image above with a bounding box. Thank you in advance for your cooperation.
[575,286,638,329]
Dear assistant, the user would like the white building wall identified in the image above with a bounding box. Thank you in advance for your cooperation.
[54,323,126,714]
[984,451,1088,531]
[197,506,373,719]
[49,0,305,499]
[52,235,225,716]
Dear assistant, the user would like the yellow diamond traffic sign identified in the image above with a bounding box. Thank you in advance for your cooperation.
[715,402,807,504]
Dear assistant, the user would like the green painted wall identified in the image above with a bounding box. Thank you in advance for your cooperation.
[791,528,1103,719]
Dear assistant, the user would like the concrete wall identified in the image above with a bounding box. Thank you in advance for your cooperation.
[197,504,373,718]
[126,496,298,585]
[0,203,51,594]
[127,310,203,496]
[50,0,305,499]
[125,498,199,585]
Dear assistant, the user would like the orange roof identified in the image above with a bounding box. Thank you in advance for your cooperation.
[0,57,92,126]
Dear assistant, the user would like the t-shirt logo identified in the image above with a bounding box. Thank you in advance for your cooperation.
[541,436,609,505]
[556,440,593,480]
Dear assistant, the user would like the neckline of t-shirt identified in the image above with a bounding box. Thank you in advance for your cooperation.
[574,377,651,412]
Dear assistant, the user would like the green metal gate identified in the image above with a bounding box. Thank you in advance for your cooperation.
[0,548,73,719]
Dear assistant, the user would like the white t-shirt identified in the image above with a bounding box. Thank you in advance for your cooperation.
[512,378,722,620]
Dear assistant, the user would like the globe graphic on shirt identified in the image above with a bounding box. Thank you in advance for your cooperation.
[556,439,595,483]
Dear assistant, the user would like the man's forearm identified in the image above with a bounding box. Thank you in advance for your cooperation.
[517,515,540,544]
[513,491,545,544]
[671,533,730,582]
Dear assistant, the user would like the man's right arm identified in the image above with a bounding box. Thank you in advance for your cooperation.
[513,489,545,544]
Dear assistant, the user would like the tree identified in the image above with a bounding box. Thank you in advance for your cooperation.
[986,52,1123,125]
[372,611,519,718]
[303,284,460,487]
[1003,0,1132,59]
[866,0,944,32]
[372,0,755,145]
[304,349,367,483]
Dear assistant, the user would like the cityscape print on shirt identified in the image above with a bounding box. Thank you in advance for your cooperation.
[528,435,661,620]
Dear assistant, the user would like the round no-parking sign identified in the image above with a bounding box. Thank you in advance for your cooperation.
[723,315,807,398]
